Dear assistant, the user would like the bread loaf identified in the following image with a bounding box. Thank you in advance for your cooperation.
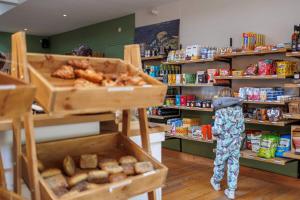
[121,164,135,176]
[68,173,88,187]
[119,156,138,165]
[41,168,62,178]
[98,158,118,169]
[87,170,109,184]
[80,154,98,169]
[108,173,127,183]
[63,156,76,176]
[102,165,123,174]
[134,162,154,174]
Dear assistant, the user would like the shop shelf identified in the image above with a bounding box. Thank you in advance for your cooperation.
[141,55,166,61]
[22,132,168,200]
[26,53,167,115]
[283,151,300,160]
[283,113,300,120]
[244,118,298,126]
[284,83,300,88]
[165,133,213,144]
[214,75,288,80]
[0,72,35,119]
[162,58,214,65]
[162,105,213,112]
[243,100,288,105]
[168,83,214,87]
[240,150,293,165]
[215,49,287,59]
[148,114,180,119]
[286,52,300,58]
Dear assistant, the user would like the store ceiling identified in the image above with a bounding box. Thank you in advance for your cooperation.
[0,0,175,36]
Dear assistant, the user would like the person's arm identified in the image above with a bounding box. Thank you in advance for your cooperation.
[212,110,224,137]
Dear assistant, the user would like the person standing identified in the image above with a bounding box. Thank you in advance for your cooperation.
[210,88,245,199]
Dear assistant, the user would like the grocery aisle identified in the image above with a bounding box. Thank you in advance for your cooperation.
[162,149,300,200]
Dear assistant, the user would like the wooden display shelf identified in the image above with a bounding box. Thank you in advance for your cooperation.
[214,75,288,80]
[243,100,288,105]
[240,150,292,165]
[244,118,297,126]
[286,52,300,58]
[148,114,180,120]
[163,105,213,112]
[283,151,300,160]
[168,83,214,87]
[283,113,300,120]
[165,133,213,144]
[284,83,300,88]
[141,55,165,61]
[162,58,214,65]
[215,49,287,58]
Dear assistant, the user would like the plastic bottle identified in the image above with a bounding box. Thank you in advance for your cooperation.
[292,25,298,52]
[297,25,300,51]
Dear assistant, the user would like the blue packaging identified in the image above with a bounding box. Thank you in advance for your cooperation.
[275,134,291,157]
[175,95,181,106]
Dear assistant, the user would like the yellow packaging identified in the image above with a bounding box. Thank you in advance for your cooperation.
[276,61,296,76]
[176,126,188,136]
[232,70,243,76]
[182,118,201,126]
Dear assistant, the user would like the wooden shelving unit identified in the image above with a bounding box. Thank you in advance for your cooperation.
[283,151,300,160]
[165,133,213,144]
[243,100,288,105]
[240,150,292,165]
[284,83,300,88]
[283,113,300,120]
[215,49,287,58]
[286,52,300,58]
[215,75,288,80]
[141,55,166,61]
[148,114,180,120]
[163,105,213,112]
[162,58,214,65]
[168,83,214,87]
[244,118,297,126]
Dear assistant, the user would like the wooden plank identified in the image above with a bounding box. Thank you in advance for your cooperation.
[0,151,6,189]
[162,105,213,112]
[243,100,288,105]
[165,133,214,144]
[162,58,214,65]
[15,32,29,82]
[283,113,300,120]
[215,49,287,58]
[244,118,297,126]
[168,83,214,87]
[240,150,292,165]
[141,55,165,61]
[12,118,22,194]
[11,33,19,78]
[286,52,300,57]
[283,151,300,160]
[23,112,41,200]
[122,110,131,136]
[138,108,151,153]
[215,75,288,80]
[284,83,300,88]
[148,115,180,120]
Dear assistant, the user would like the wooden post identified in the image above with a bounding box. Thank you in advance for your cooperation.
[124,44,157,200]
[12,118,22,194]
[0,152,7,189]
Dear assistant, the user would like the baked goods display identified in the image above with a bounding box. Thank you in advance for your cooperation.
[51,59,147,87]
[39,155,155,198]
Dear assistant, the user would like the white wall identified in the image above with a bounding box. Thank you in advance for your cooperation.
[135,0,300,48]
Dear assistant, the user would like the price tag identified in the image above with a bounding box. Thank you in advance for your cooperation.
[107,87,134,92]
[109,180,132,193]
[258,121,264,123]
[271,121,278,124]
[274,160,282,164]
[0,85,16,90]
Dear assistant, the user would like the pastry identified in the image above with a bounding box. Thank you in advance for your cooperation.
[134,162,154,174]
[37,159,45,172]
[52,187,69,197]
[44,174,68,190]
[87,170,109,184]
[74,69,103,84]
[68,173,88,187]
[119,156,138,165]
[102,165,123,174]
[108,173,127,183]
[74,78,99,88]
[59,190,80,198]
[98,158,118,169]
[86,183,100,190]
[121,164,135,176]
[41,168,62,178]
[63,155,76,176]
[70,181,89,192]
[68,59,91,70]
[51,65,75,79]
[80,154,98,169]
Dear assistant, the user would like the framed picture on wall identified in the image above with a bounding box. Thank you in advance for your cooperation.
[135,19,180,56]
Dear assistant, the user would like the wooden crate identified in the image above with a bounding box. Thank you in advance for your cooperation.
[22,133,168,200]
[0,188,24,200]
[26,53,167,115]
[0,72,35,119]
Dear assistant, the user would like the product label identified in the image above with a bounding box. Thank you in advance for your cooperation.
[0,85,16,90]
[107,87,134,92]
[260,140,272,148]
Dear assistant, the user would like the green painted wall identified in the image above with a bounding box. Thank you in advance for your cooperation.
[50,14,135,58]
[0,31,49,54]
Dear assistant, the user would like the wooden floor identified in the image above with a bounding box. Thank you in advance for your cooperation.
[162,149,300,200]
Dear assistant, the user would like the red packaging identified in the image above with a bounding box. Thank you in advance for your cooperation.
[186,95,196,102]
[180,95,187,106]
[258,59,274,75]
[207,124,212,140]
[202,125,208,140]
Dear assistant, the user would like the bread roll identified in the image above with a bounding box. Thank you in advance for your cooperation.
[37,160,45,172]
[63,156,76,176]
[70,181,89,192]
[98,158,118,169]
[108,173,127,183]
[52,187,69,197]
[68,173,88,187]
[86,183,100,190]
[88,170,109,184]
[119,156,138,165]
[41,168,62,178]
[121,164,135,176]
[44,174,68,190]
[80,154,98,169]
[134,162,154,174]
[102,165,123,174]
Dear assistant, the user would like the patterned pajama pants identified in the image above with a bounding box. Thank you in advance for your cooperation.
[212,137,241,191]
